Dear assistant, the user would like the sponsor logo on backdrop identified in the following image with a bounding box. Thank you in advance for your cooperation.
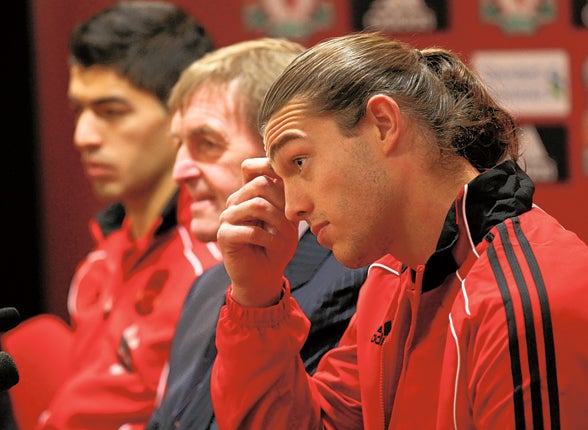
[480,0,556,33]
[571,0,588,27]
[358,0,438,32]
[471,49,570,118]
[351,0,448,32]
[518,125,567,183]
[243,0,333,39]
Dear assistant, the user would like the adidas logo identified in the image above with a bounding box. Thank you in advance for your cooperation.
[370,320,392,346]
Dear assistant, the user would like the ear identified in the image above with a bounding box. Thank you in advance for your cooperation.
[364,94,401,155]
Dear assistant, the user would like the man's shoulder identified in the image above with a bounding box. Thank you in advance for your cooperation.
[193,262,229,285]
[308,253,369,290]
[181,262,229,313]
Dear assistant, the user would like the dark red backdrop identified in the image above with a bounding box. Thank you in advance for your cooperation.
[28,0,588,321]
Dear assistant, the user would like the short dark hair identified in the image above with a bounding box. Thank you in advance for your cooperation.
[69,1,215,104]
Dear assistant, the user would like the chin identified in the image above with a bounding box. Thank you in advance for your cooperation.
[190,228,217,243]
[195,233,217,243]
[190,219,219,241]
[332,249,365,269]
[334,246,386,269]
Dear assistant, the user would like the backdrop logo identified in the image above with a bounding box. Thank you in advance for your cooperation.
[471,49,570,118]
[244,0,334,39]
[356,0,441,32]
[351,0,448,33]
[481,0,556,33]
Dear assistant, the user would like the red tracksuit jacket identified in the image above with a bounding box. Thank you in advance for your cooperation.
[35,188,222,429]
[211,161,588,429]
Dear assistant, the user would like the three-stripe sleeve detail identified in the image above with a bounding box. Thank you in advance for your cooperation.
[487,218,560,430]
[512,219,560,429]
[487,243,526,430]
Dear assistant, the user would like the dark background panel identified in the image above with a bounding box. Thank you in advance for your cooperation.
[1,0,43,320]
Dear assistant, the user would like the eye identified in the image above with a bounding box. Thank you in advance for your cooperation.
[293,157,305,171]
[96,103,130,120]
[196,139,221,155]
[201,140,217,150]
[187,136,225,162]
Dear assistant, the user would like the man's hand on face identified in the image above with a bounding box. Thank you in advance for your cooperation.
[217,157,299,307]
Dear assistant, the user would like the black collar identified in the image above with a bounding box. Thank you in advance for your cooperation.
[95,190,180,238]
[420,160,534,291]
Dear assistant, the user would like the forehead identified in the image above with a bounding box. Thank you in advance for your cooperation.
[70,65,123,91]
[181,82,242,121]
[176,82,258,141]
[68,64,156,105]
[264,100,311,158]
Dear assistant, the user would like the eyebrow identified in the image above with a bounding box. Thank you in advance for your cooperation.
[185,124,226,143]
[267,133,298,162]
[188,124,214,136]
[68,95,130,107]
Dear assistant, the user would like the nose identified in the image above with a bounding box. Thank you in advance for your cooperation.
[73,110,102,150]
[173,145,202,183]
[283,183,310,223]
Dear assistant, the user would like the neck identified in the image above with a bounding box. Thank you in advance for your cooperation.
[401,159,479,268]
[124,175,178,240]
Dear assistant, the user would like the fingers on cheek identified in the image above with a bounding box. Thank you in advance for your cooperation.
[262,230,284,251]
[225,176,273,208]
[224,186,246,208]
[250,226,277,249]
[241,157,272,183]
[219,201,274,234]
[223,175,265,208]
[216,223,267,249]
[247,177,285,211]
[248,197,280,220]
[243,201,285,247]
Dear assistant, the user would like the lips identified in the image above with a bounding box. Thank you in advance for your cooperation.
[310,221,328,242]
[83,161,115,178]
[189,198,216,214]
